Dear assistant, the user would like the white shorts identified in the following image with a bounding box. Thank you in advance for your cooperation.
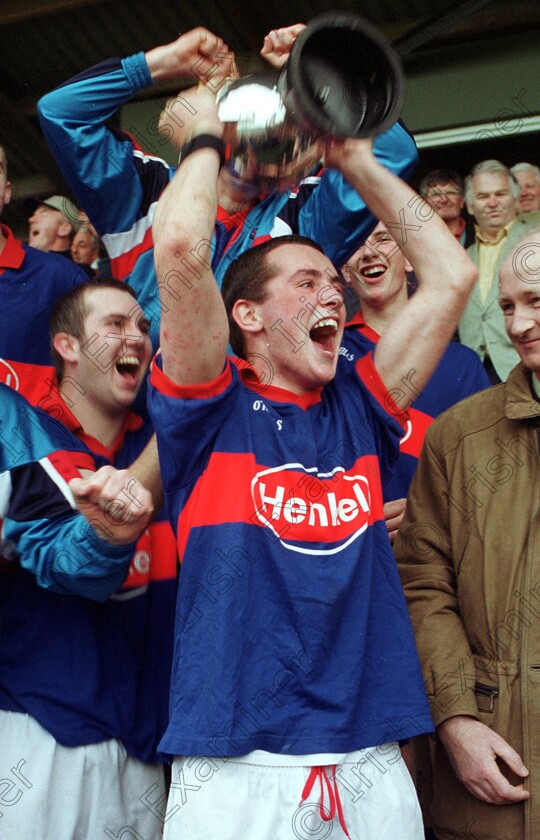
[0,710,166,840]
[162,744,423,840]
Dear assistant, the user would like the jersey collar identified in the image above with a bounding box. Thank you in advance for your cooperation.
[0,225,25,273]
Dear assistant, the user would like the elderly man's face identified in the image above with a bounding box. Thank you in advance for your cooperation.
[467,172,516,236]
[499,238,540,374]
[423,182,464,222]
[514,170,540,214]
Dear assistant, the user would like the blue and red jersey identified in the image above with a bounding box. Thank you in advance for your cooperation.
[0,387,177,763]
[148,353,433,758]
[340,314,490,499]
[0,384,137,599]
[0,226,88,406]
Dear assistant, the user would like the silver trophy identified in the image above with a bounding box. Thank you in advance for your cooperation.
[217,13,405,194]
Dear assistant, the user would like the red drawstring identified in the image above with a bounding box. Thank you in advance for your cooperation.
[299,765,351,838]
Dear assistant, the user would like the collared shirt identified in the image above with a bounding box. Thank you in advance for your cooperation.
[0,224,25,273]
[453,216,466,241]
[46,388,144,460]
[0,225,87,405]
[476,219,516,302]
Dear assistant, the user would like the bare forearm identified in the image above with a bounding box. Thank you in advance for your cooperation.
[335,142,472,289]
[152,96,229,385]
[329,139,477,401]
[128,435,163,512]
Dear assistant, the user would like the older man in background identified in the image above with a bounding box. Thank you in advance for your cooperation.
[510,162,540,214]
[459,159,539,383]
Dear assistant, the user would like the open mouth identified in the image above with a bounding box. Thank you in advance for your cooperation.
[360,264,387,282]
[115,355,141,381]
[309,318,339,353]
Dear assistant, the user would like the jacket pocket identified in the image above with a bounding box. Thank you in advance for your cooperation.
[474,680,499,713]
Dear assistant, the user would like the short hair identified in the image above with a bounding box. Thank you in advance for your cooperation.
[221,235,325,358]
[73,225,101,258]
[420,169,464,196]
[465,159,520,204]
[50,278,138,380]
[510,162,540,185]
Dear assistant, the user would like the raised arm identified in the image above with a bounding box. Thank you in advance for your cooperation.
[259,24,419,268]
[37,28,233,245]
[145,27,234,85]
[152,86,230,385]
[327,139,477,406]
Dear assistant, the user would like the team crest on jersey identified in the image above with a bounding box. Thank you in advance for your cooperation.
[0,359,19,391]
[251,463,373,555]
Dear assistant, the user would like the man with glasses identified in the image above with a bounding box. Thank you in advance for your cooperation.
[420,169,474,248]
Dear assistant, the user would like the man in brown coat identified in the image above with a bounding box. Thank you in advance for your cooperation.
[395,226,540,840]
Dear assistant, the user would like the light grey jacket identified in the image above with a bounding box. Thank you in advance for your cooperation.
[459,213,540,381]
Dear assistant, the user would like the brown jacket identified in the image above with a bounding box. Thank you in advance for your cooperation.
[395,363,540,840]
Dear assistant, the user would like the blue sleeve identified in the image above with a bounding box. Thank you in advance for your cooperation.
[416,343,491,416]
[37,53,169,237]
[4,514,134,602]
[296,121,418,267]
[4,461,134,601]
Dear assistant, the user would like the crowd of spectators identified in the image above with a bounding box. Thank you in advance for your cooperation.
[1,20,540,840]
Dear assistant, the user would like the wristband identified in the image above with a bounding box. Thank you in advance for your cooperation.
[179,134,226,169]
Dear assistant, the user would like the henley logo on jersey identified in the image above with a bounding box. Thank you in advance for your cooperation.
[251,463,373,555]
[0,359,19,391]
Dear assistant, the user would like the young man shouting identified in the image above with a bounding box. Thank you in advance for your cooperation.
[148,84,477,839]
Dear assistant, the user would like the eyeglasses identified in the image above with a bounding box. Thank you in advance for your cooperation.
[424,189,462,199]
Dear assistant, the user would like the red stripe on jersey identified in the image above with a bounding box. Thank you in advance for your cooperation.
[0,360,57,407]
[110,225,154,281]
[47,449,97,480]
[150,356,233,399]
[355,319,381,346]
[399,408,433,458]
[175,451,385,558]
[149,519,178,578]
[251,234,272,247]
[355,353,408,430]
